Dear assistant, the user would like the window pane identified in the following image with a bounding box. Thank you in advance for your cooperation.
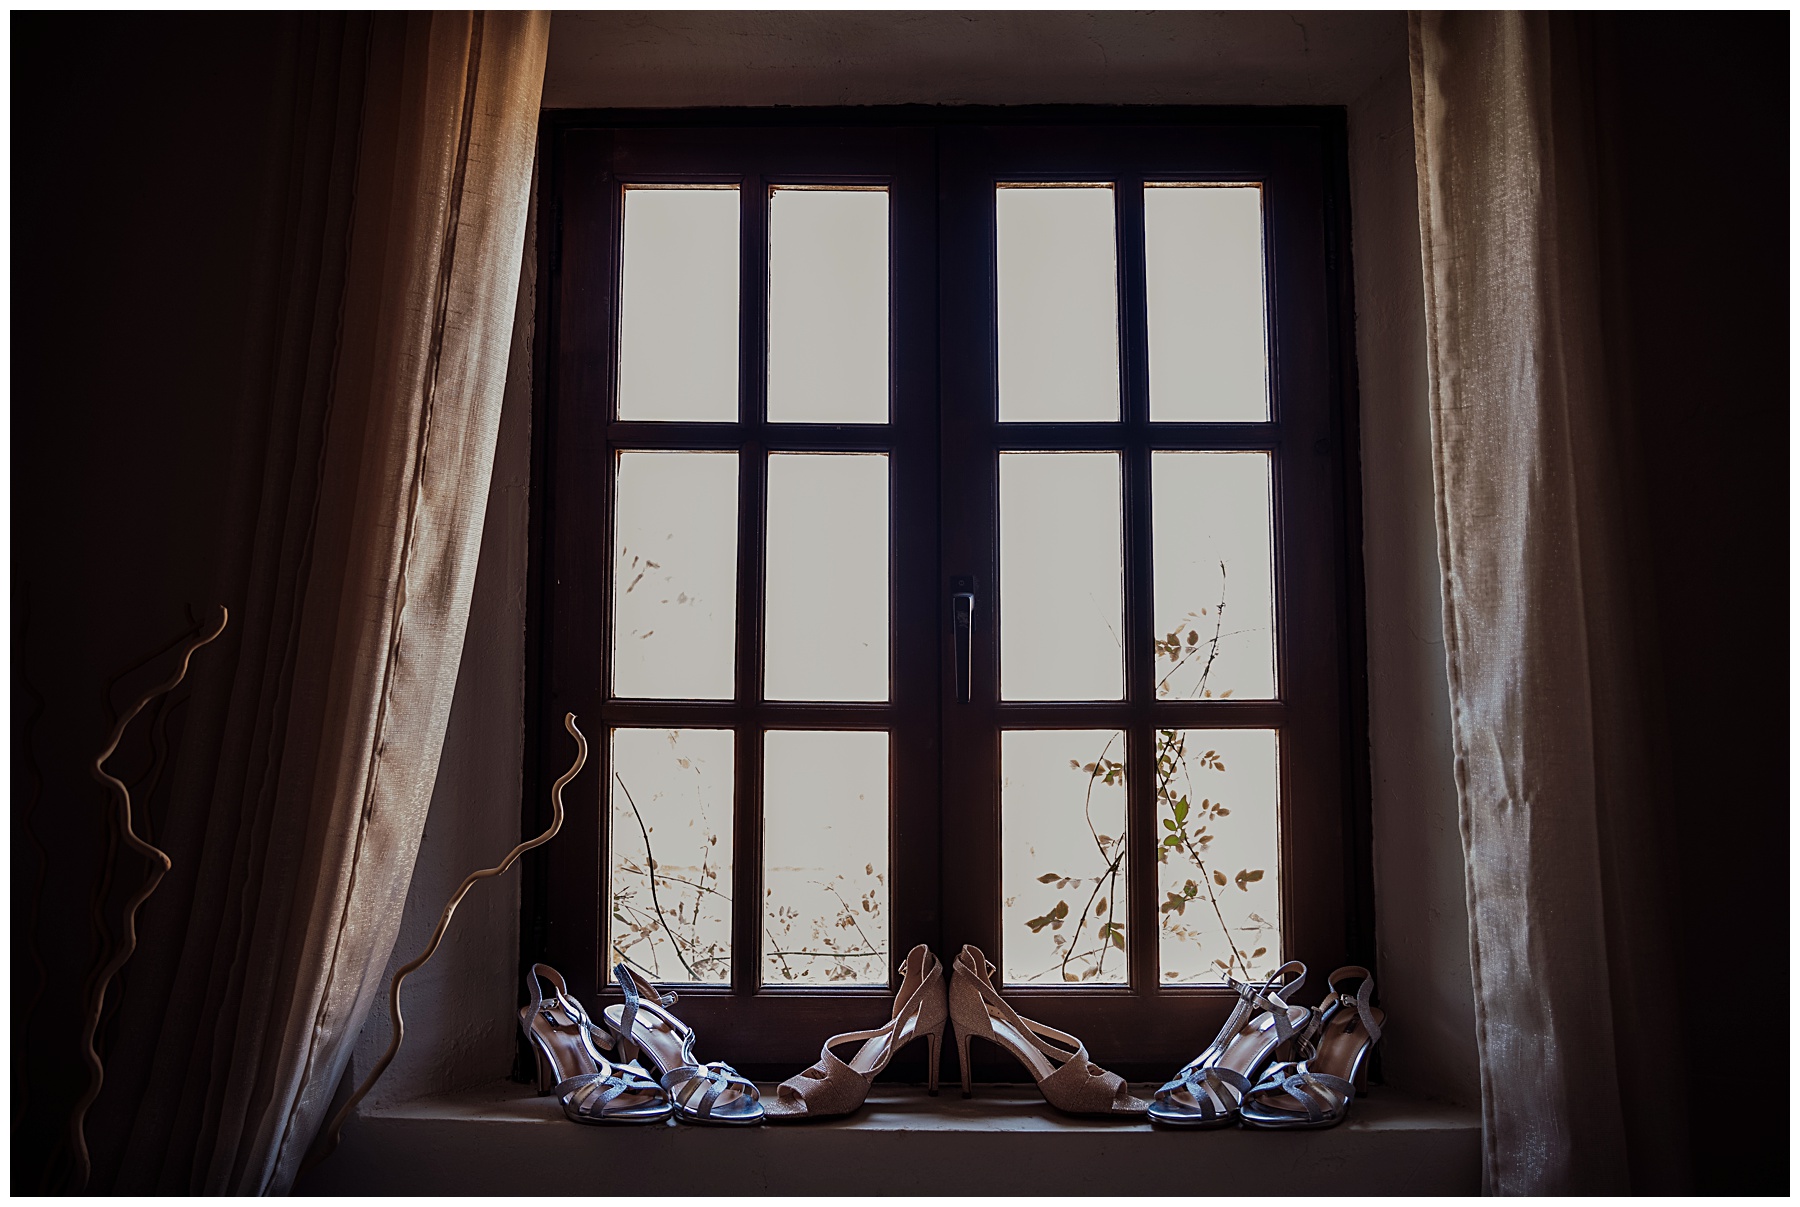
[608,728,734,985]
[618,187,739,422]
[764,453,889,702]
[768,188,889,424]
[612,451,738,700]
[996,185,1120,422]
[1151,452,1276,700]
[1145,184,1269,422]
[1000,452,1124,701]
[1002,730,1127,985]
[1157,729,1281,984]
[763,730,889,985]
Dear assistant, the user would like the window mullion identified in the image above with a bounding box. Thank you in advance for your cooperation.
[731,174,770,997]
[1117,177,1160,993]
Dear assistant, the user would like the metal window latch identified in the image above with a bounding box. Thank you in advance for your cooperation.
[951,576,975,704]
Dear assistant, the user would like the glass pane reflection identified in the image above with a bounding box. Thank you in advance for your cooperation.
[1002,729,1128,985]
[1000,452,1124,701]
[996,185,1120,422]
[768,187,889,424]
[611,451,739,700]
[608,727,734,985]
[763,453,889,703]
[1156,729,1281,984]
[1145,184,1270,422]
[617,186,740,422]
[1151,451,1276,700]
[763,730,889,985]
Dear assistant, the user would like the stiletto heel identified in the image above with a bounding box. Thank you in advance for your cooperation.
[1147,961,1311,1129]
[1240,965,1385,1130]
[955,1026,973,1099]
[947,945,1147,1117]
[766,945,947,1122]
[534,1046,556,1094]
[925,1024,945,1096]
[518,964,672,1125]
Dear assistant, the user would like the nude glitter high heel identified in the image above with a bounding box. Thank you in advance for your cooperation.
[948,944,1149,1117]
[765,944,947,1122]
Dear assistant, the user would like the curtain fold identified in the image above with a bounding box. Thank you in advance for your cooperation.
[104,12,547,1195]
[1409,11,1689,1195]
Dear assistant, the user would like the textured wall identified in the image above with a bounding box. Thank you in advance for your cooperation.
[544,10,1406,108]
[346,188,539,1110]
[1345,64,1482,1105]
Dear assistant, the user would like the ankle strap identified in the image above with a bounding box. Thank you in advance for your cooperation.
[1324,965,1382,1045]
[891,944,942,1021]
[525,963,570,1021]
[611,963,679,1063]
[955,946,1083,1065]
[1222,959,1308,1046]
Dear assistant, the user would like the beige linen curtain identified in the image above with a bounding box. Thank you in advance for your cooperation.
[96,12,547,1195]
[1410,12,1688,1195]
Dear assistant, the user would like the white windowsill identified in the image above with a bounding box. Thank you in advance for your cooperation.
[295,1080,1481,1196]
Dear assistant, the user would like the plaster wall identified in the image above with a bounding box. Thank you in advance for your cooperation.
[347,183,539,1108]
[1343,64,1480,1106]
[360,10,1480,1112]
[544,10,1406,108]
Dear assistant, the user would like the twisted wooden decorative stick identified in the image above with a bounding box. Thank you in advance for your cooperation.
[68,605,229,1191]
[303,712,587,1175]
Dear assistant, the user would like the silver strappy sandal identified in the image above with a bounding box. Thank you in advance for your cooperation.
[1147,961,1311,1128]
[602,964,765,1126]
[518,964,673,1125]
[1239,964,1384,1130]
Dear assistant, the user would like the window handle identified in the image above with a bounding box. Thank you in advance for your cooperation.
[951,576,975,704]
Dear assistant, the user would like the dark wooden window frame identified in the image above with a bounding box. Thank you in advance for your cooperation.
[524,106,1372,1083]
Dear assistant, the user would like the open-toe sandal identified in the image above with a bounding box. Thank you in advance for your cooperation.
[766,944,947,1122]
[602,963,764,1126]
[1147,960,1311,1128]
[948,944,1148,1117]
[519,963,672,1125]
[1240,964,1384,1130]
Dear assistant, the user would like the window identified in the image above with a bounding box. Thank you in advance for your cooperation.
[528,112,1370,1079]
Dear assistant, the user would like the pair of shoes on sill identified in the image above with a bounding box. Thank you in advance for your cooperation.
[1147,962,1385,1131]
[519,963,763,1126]
[765,943,1148,1123]
[521,950,1382,1130]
